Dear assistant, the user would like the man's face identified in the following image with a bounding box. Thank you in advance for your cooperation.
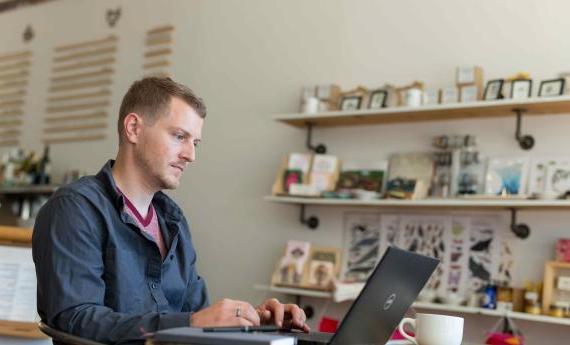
[135,97,204,190]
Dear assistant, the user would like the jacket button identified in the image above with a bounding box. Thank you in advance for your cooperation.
[170,255,174,260]
[151,283,157,289]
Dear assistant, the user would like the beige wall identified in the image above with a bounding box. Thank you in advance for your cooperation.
[2,0,570,343]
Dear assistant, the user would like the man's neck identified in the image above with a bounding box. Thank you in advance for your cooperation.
[112,151,157,217]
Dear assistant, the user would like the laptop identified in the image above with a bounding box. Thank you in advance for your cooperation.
[286,246,439,345]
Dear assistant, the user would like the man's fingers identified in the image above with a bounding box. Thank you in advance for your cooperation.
[264,298,285,327]
[237,301,261,326]
[285,304,307,329]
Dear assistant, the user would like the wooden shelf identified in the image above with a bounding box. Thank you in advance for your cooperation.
[255,285,570,326]
[0,226,32,246]
[265,195,570,210]
[0,320,46,339]
[274,96,570,128]
[0,185,58,195]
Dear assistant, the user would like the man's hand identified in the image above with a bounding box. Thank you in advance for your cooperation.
[256,298,310,332]
[190,299,261,327]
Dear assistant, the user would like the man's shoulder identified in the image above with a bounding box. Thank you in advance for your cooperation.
[50,175,112,207]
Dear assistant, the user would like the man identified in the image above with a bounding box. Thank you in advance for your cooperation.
[32,77,309,344]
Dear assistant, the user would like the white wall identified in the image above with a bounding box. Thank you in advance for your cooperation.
[1,0,570,344]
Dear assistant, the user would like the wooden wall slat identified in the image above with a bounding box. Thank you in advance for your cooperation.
[143,60,170,69]
[52,58,115,73]
[145,37,172,46]
[45,111,106,123]
[54,47,117,63]
[147,25,174,35]
[0,61,31,73]
[0,51,31,63]
[55,35,117,52]
[46,101,109,113]
[48,89,110,102]
[44,123,107,133]
[49,79,112,93]
[44,134,105,144]
[51,68,113,83]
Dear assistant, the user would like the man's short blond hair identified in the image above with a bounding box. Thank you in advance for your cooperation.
[118,77,207,143]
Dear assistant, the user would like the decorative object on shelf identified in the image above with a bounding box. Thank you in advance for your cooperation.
[528,157,570,198]
[403,87,422,107]
[485,157,529,195]
[395,81,424,106]
[422,89,439,105]
[440,86,459,104]
[339,95,362,111]
[316,84,341,111]
[456,66,484,89]
[339,86,368,110]
[385,177,418,199]
[483,79,505,100]
[336,161,387,199]
[539,78,565,97]
[510,79,532,99]
[523,281,542,315]
[484,316,525,345]
[341,213,381,282]
[388,152,434,200]
[303,246,341,291]
[459,84,479,103]
[271,152,313,196]
[271,240,311,287]
[367,89,388,109]
[309,154,340,194]
[555,238,570,262]
[541,261,570,314]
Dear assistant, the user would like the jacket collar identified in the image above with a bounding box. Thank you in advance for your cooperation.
[95,159,184,222]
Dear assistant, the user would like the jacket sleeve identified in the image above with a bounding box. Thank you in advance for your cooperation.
[180,217,210,316]
[32,193,190,344]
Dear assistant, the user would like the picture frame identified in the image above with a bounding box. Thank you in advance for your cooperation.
[339,96,362,111]
[510,79,532,99]
[271,240,311,287]
[303,246,341,290]
[484,157,529,195]
[483,79,505,100]
[539,78,565,97]
[368,89,388,109]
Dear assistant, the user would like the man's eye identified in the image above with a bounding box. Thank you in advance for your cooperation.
[193,141,200,147]
[175,134,185,141]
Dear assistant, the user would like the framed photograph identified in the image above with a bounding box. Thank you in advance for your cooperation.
[304,246,341,290]
[484,157,529,195]
[483,79,504,100]
[282,169,303,193]
[339,96,362,111]
[368,90,388,109]
[510,79,532,99]
[440,86,459,104]
[271,240,311,287]
[460,85,478,103]
[539,78,565,97]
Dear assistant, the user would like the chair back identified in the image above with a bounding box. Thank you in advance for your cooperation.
[38,322,106,345]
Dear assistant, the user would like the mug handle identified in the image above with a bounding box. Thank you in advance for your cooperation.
[398,317,417,345]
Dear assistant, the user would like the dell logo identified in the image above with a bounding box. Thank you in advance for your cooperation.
[383,293,397,310]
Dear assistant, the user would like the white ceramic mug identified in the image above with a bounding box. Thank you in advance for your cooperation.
[398,313,463,345]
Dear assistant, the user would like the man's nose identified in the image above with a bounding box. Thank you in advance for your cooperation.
[180,142,195,163]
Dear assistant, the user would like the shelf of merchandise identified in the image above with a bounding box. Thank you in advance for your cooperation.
[254,285,570,327]
[0,184,59,196]
[264,195,570,209]
[274,96,570,128]
[0,226,46,339]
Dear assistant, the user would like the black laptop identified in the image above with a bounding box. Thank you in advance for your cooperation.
[287,246,439,345]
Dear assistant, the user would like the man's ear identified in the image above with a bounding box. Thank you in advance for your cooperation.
[123,112,143,144]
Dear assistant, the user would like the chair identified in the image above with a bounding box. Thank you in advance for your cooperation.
[38,322,106,345]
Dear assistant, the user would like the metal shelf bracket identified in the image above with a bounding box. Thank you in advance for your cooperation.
[513,108,535,150]
[510,208,530,239]
[306,123,327,154]
[300,204,319,230]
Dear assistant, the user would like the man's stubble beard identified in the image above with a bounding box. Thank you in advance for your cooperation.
[133,145,178,191]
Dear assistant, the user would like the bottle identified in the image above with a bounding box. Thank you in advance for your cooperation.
[482,281,497,309]
[36,145,51,185]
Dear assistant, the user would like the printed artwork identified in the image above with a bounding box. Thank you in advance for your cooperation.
[396,215,451,294]
[528,157,570,196]
[305,247,340,290]
[485,157,529,195]
[448,217,470,294]
[272,240,311,287]
[468,216,499,293]
[341,213,381,282]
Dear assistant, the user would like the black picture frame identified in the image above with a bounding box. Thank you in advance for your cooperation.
[510,79,533,99]
[340,96,362,111]
[483,79,504,100]
[368,89,388,109]
[539,78,565,97]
